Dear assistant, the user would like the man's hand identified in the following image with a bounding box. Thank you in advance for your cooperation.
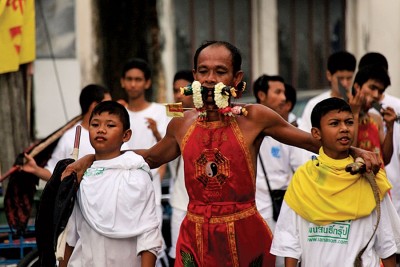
[349,147,381,174]
[61,154,95,183]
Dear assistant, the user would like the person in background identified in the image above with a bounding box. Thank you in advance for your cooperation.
[350,65,396,166]
[299,51,357,133]
[253,74,304,267]
[119,58,170,266]
[60,101,163,267]
[167,70,194,265]
[22,84,111,181]
[358,53,400,241]
[284,83,300,127]
[358,52,400,116]
[271,97,400,267]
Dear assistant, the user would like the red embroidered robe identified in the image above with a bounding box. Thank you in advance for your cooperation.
[175,118,275,267]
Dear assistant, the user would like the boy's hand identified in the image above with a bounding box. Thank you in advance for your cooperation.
[21,153,38,174]
[348,87,364,116]
[381,106,397,129]
[146,118,162,141]
[61,154,95,183]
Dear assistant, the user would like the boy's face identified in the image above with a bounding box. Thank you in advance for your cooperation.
[258,80,286,115]
[327,70,354,97]
[173,78,194,109]
[353,79,384,111]
[193,45,243,105]
[311,110,354,159]
[89,112,131,160]
[120,68,151,101]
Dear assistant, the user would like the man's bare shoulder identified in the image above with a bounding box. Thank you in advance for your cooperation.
[236,103,282,132]
[167,109,197,134]
[242,103,277,121]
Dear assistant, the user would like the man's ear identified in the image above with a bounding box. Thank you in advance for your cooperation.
[326,70,332,83]
[353,82,360,92]
[311,127,321,141]
[233,70,244,87]
[257,90,266,102]
[123,129,132,143]
[87,101,98,116]
[145,79,152,90]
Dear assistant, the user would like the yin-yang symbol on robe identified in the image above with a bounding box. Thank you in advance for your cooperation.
[205,162,218,177]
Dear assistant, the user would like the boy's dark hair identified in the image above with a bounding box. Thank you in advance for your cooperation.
[311,97,352,129]
[352,65,391,96]
[358,52,389,71]
[284,83,297,112]
[174,70,194,83]
[252,74,285,103]
[193,41,242,74]
[90,101,130,131]
[121,58,151,80]
[327,51,356,74]
[79,84,110,115]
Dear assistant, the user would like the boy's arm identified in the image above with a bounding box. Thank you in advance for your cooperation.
[140,251,157,267]
[285,257,299,267]
[145,118,162,141]
[58,244,74,267]
[22,153,52,181]
[381,254,396,267]
[379,107,396,165]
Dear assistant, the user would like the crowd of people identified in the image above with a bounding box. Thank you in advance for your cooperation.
[22,41,400,266]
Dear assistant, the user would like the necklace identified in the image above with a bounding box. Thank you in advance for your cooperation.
[181,81,248,120]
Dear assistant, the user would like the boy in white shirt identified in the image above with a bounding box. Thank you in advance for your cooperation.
[271,97,400,267]
[60,101,162,267]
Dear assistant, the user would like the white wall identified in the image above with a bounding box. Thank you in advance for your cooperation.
[251,0,279,80]
[347,0,400,97]
[158,0,176,103]
[76,0,97,86]
[34,59,81,138]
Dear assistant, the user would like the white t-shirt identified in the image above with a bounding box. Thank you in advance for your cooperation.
[122,103,171,205]
[386,123,400,215]
[299,91,332,133]
[271,196,400,267]
[45,122,94,173]
[381,93,400,113]
[298,91,332,163]
[168,156,189,211]
[372,93,400,216]
[255,137,304,226]
[66,152,162,267]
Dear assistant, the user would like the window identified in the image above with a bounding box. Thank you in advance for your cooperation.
[278,0,346,90]
[174,0,252,94]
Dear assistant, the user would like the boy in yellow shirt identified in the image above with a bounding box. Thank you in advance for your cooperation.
[271,97,400,267]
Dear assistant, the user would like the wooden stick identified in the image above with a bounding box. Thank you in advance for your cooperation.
[55,125,82,261]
